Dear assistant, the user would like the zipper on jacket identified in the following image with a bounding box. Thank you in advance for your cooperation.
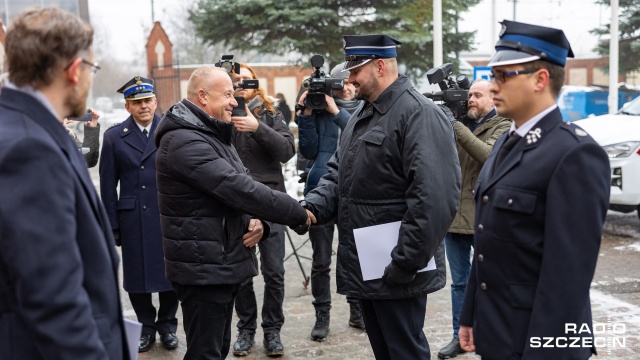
[221,217,229,264]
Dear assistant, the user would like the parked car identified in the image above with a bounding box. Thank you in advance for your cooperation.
[574,96,640,219]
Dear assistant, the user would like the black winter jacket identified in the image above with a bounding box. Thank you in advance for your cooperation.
[155,100,308,286]
[232,96,295,192]
[303,76,461,299]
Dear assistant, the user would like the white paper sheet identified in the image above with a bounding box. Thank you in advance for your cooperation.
[124,318,142,360]
[353,221,436,281]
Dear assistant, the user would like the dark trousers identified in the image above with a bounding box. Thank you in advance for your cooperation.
[174,283,240,360]
[128,290,179,336]
[309,222,334,312]
[444,232,474,338]
[309,222,357,312]
[359,295,430,360]
[235,223,285,333]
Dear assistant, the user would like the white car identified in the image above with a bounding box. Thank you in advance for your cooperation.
[574,96,640,219]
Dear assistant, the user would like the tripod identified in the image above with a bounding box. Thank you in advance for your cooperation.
[283,227,311,289]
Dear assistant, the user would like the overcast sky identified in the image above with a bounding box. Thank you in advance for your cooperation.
[88,0,611,62]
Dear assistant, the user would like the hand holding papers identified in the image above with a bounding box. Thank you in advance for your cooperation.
[353,221,436,281]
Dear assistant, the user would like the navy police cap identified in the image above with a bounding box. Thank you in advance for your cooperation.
[343,34,402,71]
[488,20,574,67]
[116,76,155,100]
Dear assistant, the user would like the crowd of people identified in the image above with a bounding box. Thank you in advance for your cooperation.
[0,6,611,360]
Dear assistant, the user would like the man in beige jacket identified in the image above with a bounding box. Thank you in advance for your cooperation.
[438,79,511,359]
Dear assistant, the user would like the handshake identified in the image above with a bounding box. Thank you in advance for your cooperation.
[290,209,316,235]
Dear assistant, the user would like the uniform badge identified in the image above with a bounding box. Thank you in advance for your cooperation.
[123,128,129,132]
[135,75,142,85]
[526,128,542,144]
[575,128,588,136]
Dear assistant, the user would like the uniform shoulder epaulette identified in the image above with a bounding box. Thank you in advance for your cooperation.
[107,122,122,131]
[560,122,591,142]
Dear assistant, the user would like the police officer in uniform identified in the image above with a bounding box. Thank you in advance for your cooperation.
[99,76,179,352]
[458,21,610,359]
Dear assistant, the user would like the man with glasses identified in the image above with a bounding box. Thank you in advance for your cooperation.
[297,34,461,359]
[458,20,610,359]
[100,76,179,353]
[0,8,129,359]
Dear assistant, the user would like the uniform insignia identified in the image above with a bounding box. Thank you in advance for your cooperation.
[526,128,542,144]
[107,122,122,130]
[135,75,142,85]
[124,128,129,132]
[575,128,588,136]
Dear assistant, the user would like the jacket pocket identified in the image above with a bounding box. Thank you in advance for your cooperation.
[360,130,386,146]
[492,187,536,214]
[117,196,136,210]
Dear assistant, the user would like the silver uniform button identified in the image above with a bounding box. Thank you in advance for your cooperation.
[480,283,487,290]
[508,199,513,206]
[478,254,484,262]
[482,195,489,204]
[478,224,484,232]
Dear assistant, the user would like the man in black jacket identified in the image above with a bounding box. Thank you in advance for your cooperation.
[155,66,313,359]
[230,63,295,357]
[299,35,460,359]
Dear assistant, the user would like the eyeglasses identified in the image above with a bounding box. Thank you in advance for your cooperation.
[490,68,539,85]
[63,58,101,77]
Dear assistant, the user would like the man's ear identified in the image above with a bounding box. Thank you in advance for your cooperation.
[64,58,82,85]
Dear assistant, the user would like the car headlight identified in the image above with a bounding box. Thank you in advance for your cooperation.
[603,141,640,158]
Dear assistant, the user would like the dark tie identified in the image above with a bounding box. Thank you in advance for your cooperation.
[493,133,522,172]
[142,129,148,138]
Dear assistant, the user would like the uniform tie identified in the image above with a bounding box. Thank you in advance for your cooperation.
[493,133,521,172]
[142,128,148,137]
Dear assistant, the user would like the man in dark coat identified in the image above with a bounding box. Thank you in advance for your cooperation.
[458,20,610,360]
[0,8,129,359]
[298,34,461,359]
[155,66,312,359]
[100,76,179,352]
[296,62,363,341]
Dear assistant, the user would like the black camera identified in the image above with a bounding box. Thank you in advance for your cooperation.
[215,54,240,74]
[301,55,344,110]
[423,63,471,121]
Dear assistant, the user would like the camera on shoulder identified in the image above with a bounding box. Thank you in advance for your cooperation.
[301,55,344,111]
[423,63,471,121]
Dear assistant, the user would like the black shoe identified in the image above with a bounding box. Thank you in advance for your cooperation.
[138,334,156,353]
[160,332,178,350]
[232,329,255,356]
[310,311,330,341]
[348,303,365,330]
[438,337,465,359]
[263,331,284,357]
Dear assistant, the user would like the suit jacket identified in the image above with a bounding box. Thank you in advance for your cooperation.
[459,107,610,359]
[100,114,172,293]
[0,88,128,359]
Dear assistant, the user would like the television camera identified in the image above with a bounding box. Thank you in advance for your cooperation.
[423,63,471,121]
[300,55,344,111]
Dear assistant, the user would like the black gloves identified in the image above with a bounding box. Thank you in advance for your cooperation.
[298,171,309,184]
[382,262,416,285]
[113,229,121,247]
[290,222,310,236]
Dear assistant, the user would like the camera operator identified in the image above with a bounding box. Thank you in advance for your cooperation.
[437,79,510,359]
[295,62,364,341]
[230,63,296,357]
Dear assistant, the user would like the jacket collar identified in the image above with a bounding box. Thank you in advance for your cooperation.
[368,75,412,115]
[179,99,234,143]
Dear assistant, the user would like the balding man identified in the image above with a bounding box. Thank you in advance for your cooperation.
[154,66,313,359]
[437,79,511,359]
[299,34,461,359]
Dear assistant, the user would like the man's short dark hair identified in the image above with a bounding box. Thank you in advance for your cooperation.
[6,7,93,88]
[523,60,565,99]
